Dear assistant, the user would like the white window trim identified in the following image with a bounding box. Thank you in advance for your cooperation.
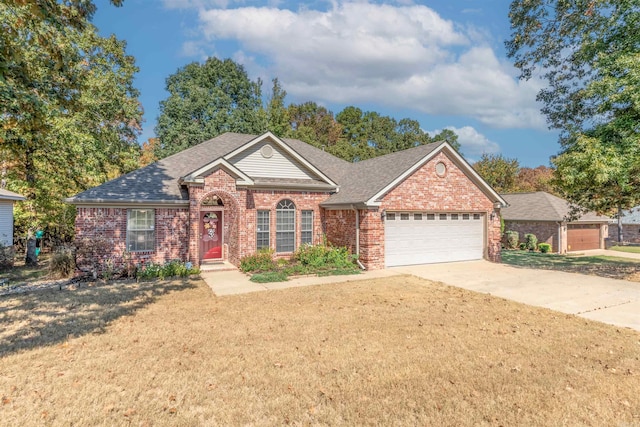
[127,209,155,252]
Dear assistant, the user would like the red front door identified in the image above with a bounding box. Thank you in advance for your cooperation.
[201,211,222,259]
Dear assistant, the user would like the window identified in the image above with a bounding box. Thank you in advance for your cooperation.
[387,213,396,220]
[426,214,435,220]
[451,214,459,220]
[462,214,470,220]
[400,213,410,220]
[276,199,295,252]
[256,210,270,250]
[301,210,314,245]
[127,209,155,252]
[439,214,447,220]
[473,214,481,220]
[414,213,423,220]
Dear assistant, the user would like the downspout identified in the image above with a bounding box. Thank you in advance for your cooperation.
[351,206,366,270]
[557,222,562,254]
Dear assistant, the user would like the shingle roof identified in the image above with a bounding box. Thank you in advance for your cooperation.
[501,192,609,222]
[612,206,640,224]
[321,142,441,206]
[67,132,474,207]
[0,189,26,201]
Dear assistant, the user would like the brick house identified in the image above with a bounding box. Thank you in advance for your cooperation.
[608,206,640,244]
[502,192,609,253]
[67,132,505,270]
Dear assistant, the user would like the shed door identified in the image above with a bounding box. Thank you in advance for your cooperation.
[385,212,484,267]
[567,224,600,251]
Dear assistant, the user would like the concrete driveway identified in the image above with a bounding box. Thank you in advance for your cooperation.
[392,260,640,332]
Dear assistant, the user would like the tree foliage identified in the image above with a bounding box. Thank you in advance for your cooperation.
[507,0,640,227]
[155,58,267,158]
[472,154,520,193]
[517,165,556,194]
[1,1,141,247]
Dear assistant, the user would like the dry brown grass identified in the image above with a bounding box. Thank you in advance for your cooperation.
[1,276,639,426]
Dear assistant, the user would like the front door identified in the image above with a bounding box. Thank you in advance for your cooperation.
[201,211,222,260]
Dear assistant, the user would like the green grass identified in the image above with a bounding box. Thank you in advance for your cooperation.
[609,245,640,254]
[250,271,289,283]
[0,255,50,285]
[502,250,640,280]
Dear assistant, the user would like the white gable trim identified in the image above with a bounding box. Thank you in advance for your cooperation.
[223,131,338,187]
[365,142,507,207]
[181,158,254,185]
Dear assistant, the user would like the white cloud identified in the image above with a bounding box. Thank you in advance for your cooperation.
[178,1,545,130]
[430,126,500,157]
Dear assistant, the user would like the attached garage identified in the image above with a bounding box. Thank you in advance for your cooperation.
[385,212,484,267]
[567,224,601,251]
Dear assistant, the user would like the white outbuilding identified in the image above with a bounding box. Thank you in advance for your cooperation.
[0,189,26,246]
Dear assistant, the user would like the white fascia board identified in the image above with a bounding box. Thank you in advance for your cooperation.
[181,158,253,185]
[364,142,507,207]
[223,131,338,187]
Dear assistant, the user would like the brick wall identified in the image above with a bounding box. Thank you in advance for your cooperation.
[74,207,189,272]
[187,168,332,266]
[376,151,502,267]
[504,221,559,252]
[608,223,640,243]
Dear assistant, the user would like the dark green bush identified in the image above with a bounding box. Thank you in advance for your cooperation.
[239,249,276,273]
[538,243,551,253]
[524,233,538,251]
[519,243,527,250]
[504,231,519,250]
[294,243,356,269]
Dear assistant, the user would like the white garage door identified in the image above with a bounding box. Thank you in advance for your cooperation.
[385,212,484,267]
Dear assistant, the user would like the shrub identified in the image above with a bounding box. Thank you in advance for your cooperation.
[519,243,527,250]
[538,243,551,253]
[49,246,75,278]
[239,249,276,273]
[0,242,15,269]
[294,243,357,269]
[504,231,519,250]
[137,260,199,280]
[250,271,288,283]
[524,233,538,251]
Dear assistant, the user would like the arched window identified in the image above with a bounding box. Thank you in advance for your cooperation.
[276,199,295,252]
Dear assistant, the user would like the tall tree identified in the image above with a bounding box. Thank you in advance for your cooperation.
[266,78,291,138]
[1,1,140,260]
[516,165,556,194]
[155,58,267,159]
[287,102,343,151]
[507,0,640,239]
[473,154,520,193]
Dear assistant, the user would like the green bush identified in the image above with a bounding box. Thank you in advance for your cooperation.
[49,246,75,278]
[538,243,551,253]
[524,233,538,251]
[519,242,527,250]
[137,260,200,280]
[294,243,356,269]
[239,249,276,273]
[250,271,288,283]
[504,231,519,250]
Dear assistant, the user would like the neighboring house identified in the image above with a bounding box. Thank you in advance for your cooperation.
[66,132,506,270]
[0,188,26,246]
[608,207,640,243]
[501,192,609,253]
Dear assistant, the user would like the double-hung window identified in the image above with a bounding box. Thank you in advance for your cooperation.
[301,210,313,245]
[127,209,155,252]
[276,199,295,252]
[256,210,270,250]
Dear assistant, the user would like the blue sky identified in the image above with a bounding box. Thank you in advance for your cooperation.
[93,0,559,166]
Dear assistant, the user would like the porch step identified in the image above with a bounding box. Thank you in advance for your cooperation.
[199,261,238,272]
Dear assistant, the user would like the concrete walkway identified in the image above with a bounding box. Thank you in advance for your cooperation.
[201,268,398,296]
[392,260,640,332]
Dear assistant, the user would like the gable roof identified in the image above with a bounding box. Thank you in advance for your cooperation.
[501,192,609,222]
[0,189,26,201]
[67,132,504,208]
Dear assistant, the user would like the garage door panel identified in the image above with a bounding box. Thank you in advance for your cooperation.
[567,224,600,251]
[385,213,484,267]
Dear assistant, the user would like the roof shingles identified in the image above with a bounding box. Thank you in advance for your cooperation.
[501,192,609,222]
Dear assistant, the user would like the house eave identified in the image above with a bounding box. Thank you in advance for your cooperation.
[237,182,338,192]
[65,198,190,208]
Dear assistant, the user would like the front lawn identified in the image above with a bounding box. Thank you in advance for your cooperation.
[609,245,640,254]
[1,276,639,426]
[502,250,640,280]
